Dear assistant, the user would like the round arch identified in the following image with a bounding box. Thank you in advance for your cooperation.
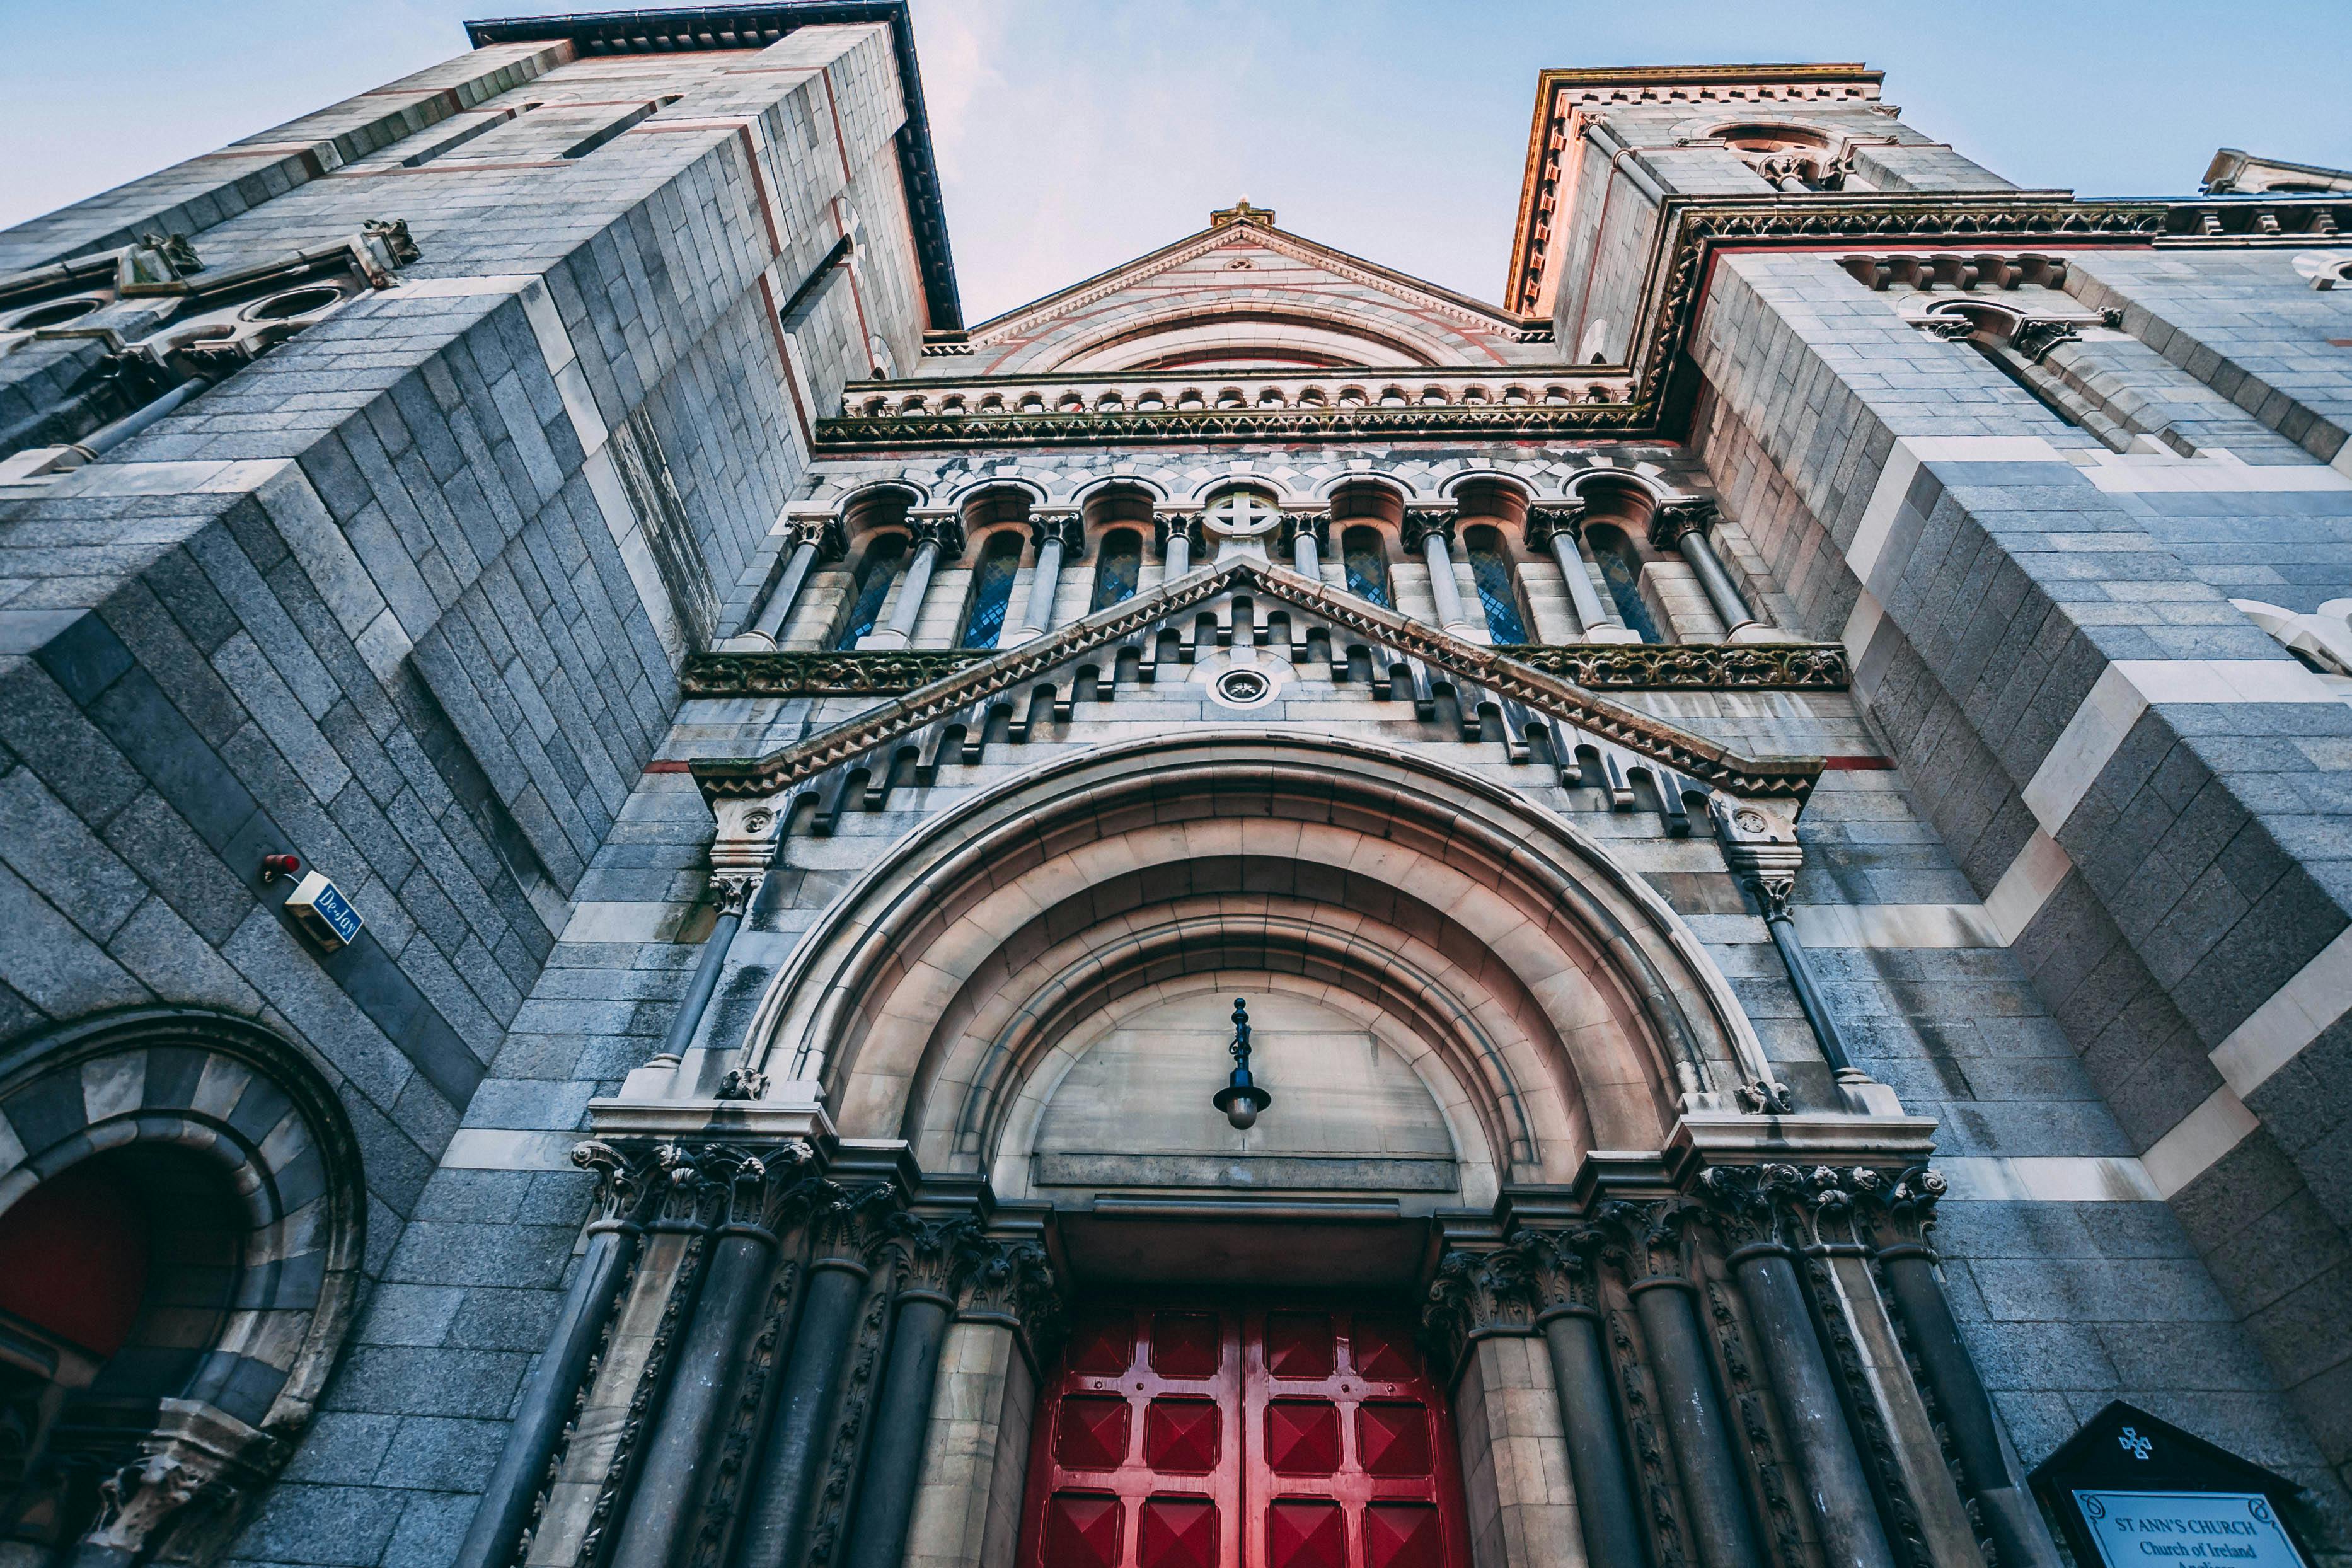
[729,732,1770,1188]
[1035,300,1458,373]
[0,1005,366,1560]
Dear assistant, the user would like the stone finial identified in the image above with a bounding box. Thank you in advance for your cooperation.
[1211,197,1277,228]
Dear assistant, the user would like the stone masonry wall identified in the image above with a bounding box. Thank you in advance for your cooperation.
[0,24,937,1564]
[1691,247,2352,1519]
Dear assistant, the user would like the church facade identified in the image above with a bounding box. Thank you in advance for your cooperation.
[3,8,2351,1567]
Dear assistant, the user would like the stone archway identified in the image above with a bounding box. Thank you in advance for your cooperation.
[0,1006,366,1565]
[732,730,1775,1182]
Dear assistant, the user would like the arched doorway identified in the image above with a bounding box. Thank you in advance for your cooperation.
[0,1008,365,1563]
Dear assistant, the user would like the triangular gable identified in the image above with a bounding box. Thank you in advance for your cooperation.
[689,558,1822,819]
[957,212,1548,373]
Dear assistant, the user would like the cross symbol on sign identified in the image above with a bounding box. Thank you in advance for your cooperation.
[1204,491,1282,537]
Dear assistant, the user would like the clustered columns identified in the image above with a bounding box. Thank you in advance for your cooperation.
[1278,509,1329,579]
[1015,510,1083,637]
[867,510,966,649]
[457,1141,1062,1568]
[1402,507,1483,637]
[742,514,847,644]
[1525,502,1633,641]
[1155,508,1203,579]
[1649,499,1765,642]
[1427,1167,2063,1568]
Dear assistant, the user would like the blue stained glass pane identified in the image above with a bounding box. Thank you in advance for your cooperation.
[1593,544,1663,643]
[1090,532,1142,611]
[1467,543,1528,644]
[1342,533,1392,609]
[833,538,905,649]
[962,545,1020,649]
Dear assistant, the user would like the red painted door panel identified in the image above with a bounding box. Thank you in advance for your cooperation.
[1021,1303,1469,1568]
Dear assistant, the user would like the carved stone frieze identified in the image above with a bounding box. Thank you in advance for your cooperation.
[680,631,1848,703]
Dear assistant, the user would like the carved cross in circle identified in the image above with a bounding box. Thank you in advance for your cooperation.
[1202,490,1282,539]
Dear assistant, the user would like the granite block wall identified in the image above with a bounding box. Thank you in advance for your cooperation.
[1691,247,2352,1511]
[0,22,937,1562]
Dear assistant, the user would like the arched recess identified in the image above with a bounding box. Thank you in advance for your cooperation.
[1040,302,1453,372]
[0,1006,365,1563]
[730,732,1770,1190]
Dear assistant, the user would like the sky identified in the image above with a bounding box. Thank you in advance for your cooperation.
[4,1,2348,324]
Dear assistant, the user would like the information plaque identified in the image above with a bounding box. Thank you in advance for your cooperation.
[2033,1404,2315,1568]
[2075,1489,2306,1565]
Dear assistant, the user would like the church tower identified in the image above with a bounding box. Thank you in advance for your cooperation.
[1,11,2348,1568]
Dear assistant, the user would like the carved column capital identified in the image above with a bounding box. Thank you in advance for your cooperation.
[1837,1163,1947,1253]
[1505,1225,1606,1319]
[711,870,761,919]
[1594,1197,1704,1286]
[1524,502,1589,552]
[1153,510,1202,556]
[794,1180,901,1272]
[1029,510,1083,555]
[1697,1162,1814,1252]
[957,1234,1064,1358]
[1400,507,1457,551]
[1277,510,1330,551]
[1645,497,1717,551]
[908,511,967,560]
[572,1138,665,1233]
[781,514,848,563]
[884,1213,982,1305]
[1424,1247,1535,1361]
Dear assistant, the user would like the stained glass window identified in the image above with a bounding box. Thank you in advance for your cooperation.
[1090,529,1143,611]
[833,534,906,649]
[1464,528,1528,644]
[1342,527,1392,609]
[960,533,1023,649]
[1588,528,1664,643]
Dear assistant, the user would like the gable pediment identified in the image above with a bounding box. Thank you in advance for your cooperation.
[957,216,1550,375]
[689,559,1824,824]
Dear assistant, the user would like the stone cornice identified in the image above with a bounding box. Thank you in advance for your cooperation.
[826,192,2349,454]
[687,558,1825,804]
[1631,192,2352,417]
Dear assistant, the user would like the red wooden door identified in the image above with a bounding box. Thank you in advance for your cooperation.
[1022,1302,1469,1568]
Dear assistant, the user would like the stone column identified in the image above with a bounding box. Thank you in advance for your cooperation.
[1013,512,1080,637]
[1707,798,1869,1093]
[870,513,966,649]
[1403,509,1479,634]
[1155,510,1200,579]
[1525,504,1625,640]
[899,1233,1059,1568]
[1649,500,1763,640]
[733,1184,895,1568]
[1702,1168,1898,1568]
[746,516,846,644]
[1425,1250,1581,1568]
[1860,1168,2064,1568]
[1605,1201,1763,1568]
[606,1147,809,1568]
[841,1218,991,1568]
[1279,510,1328,580]
[454,1141,659,1568]
[644,870,761,1078]
[1511,1228,1652,1568]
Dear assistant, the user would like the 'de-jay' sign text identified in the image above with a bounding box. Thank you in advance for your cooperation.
[2075,1490,2305,1565]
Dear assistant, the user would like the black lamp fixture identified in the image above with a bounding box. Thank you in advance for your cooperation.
[1211,996,1273,1131]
